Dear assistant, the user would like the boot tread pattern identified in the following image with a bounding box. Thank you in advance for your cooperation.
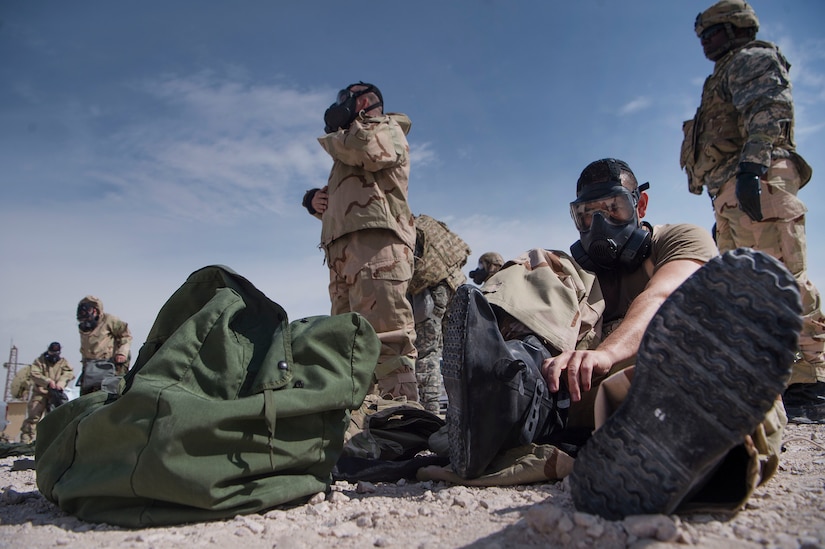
[571,249,802,520]
[442,285,471,477]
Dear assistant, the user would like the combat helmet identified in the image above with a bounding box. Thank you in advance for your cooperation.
[695,0,759,37]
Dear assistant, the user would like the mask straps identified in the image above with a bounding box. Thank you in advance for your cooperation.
[351,85,382,116]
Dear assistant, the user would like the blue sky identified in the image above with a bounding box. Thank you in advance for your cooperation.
[1,1,824,384]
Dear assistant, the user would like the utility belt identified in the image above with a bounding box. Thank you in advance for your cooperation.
[77,359,121,394]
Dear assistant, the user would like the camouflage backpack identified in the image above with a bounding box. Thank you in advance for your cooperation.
[408,214,471,295]
[10,364,33,400]
[35,265,380,527]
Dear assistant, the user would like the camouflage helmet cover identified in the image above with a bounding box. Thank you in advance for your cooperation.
[695,0,759,36]
[478,252,504,271]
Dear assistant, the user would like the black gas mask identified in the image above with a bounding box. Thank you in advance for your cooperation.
[569,182,652,272]
[77,302,100,332]
[45,342,61,363]
[469,266,489,285]
[323,82,383,134]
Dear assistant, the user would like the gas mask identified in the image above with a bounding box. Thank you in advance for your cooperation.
[77,302,100,333]
[569,182,652,272]
[45,342,61,363]
[469,266,489,285]
[323,82,383,134]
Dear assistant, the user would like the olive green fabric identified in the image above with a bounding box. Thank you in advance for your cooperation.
[35,265,380,527]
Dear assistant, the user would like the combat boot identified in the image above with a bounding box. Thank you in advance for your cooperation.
[442,284,569,479]
[570,248,802,519]
[783,380,825,424]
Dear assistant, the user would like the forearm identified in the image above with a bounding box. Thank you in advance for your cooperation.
[597,291,665,366]
[598,259,705,366]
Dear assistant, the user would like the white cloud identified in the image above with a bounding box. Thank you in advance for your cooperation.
[618,97,652,116]
[410,141,437,168]
[84,74,336,222]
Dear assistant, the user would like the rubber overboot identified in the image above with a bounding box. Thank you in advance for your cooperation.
[442,284,569,479]
[570,248,802,519]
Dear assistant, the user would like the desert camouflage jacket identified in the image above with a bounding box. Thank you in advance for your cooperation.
[29,354,75,396]
[681,40,810,196]
[481,249,605,354]
[79,312,132,363]
[315,113,416,250]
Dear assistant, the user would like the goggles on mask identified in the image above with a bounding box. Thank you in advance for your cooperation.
[570,188,639,232]
[323,82,383,134]
[46,351,61,363]
[569,181,651,271]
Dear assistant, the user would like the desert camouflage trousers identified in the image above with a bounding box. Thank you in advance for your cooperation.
[20,395,48,443]
[413,282,452,413]
[713,158,825,383]
[326,229,419,401]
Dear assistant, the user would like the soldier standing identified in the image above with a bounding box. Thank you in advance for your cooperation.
[302,82,419,401]
[77,295,132,395]
[681,0,824,423]
[408,214,471,413]
[20,342,74,443]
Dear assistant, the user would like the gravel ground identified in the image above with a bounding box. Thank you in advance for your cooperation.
[1,423,824,549]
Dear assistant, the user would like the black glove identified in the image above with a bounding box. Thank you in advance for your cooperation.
[301,188,319,215]
[735,162,766,222]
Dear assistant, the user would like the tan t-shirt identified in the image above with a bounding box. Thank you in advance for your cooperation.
[600,223,718,323]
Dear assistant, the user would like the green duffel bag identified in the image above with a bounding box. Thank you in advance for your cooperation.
[36,265,379,527]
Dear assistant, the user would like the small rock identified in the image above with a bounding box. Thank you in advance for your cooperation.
[330,522,360,538]
[356,515,373,528]
[623,514,679,542]
[524,504,564,534]
[328,491,350,504]
[308,492,326,505]
[573,512,599,528]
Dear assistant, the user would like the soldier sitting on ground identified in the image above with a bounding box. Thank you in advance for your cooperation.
[441,158,801,518]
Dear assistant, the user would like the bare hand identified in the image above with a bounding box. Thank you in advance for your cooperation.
[541,349,614,402]
[114,354,127,364]
[312,188,329,214]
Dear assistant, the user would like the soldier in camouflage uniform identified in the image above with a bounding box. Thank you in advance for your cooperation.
[77,295,132,395]
[681,0,825,423]
[302,82,419,402]
[408,214,471,413]
[20,342,74,443]
[468,252,504,286]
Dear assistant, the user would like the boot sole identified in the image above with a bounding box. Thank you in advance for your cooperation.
[442,284,475,478]
[570,248,802,519]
